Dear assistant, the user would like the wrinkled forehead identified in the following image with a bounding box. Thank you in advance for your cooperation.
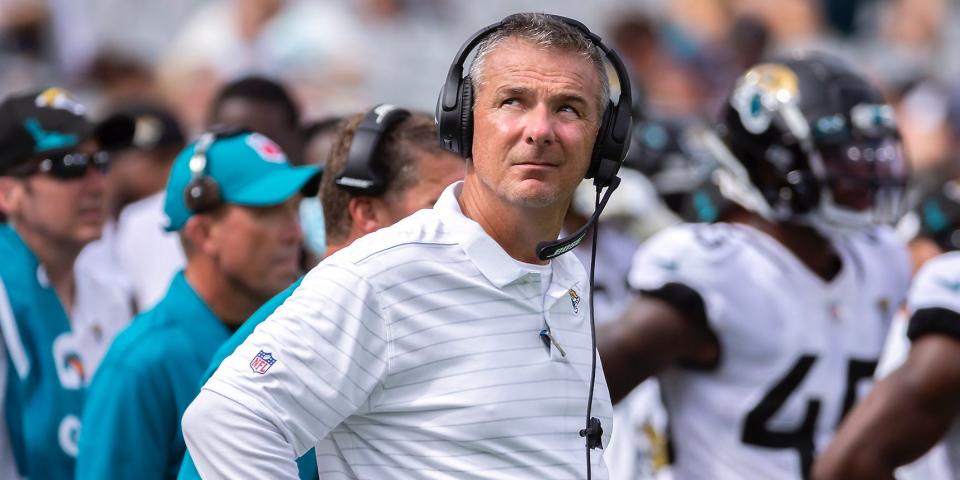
[478,38,605,101]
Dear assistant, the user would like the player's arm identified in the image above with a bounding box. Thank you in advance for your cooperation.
[813,323,960,480]
[598,283,720,404]
[182,262,388,478]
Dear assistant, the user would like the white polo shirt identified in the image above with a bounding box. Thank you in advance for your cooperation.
[114,191,186,312]
[184,181,613,479]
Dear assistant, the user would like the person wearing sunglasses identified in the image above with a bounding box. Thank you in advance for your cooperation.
[0,88,135,479]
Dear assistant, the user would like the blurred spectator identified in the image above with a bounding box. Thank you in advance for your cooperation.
[0,87,133,479]
[84,51,157,107]
[297,115,342,265]
[76,101,187,313]
[76,130,320,480]
[301,116,343,169]
[156,0,366,130]
[609,11,711,118]
[208,75,304,165]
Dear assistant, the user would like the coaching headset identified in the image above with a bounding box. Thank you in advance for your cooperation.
[436,14,633,190]
[184,127,248,213]
[334,104,411,196]
[435,14,634,478]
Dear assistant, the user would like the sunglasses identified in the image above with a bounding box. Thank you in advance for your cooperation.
[10,151,111,180]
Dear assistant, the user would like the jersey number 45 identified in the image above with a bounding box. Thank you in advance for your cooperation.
[741,354,878,480]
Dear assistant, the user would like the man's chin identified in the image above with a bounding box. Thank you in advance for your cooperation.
[265,268,300,292]
[72,225,104,247]
[506,182,563,208]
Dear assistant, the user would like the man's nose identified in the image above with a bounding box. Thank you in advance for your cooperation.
[82,162,107,188]
[524,104,556,147]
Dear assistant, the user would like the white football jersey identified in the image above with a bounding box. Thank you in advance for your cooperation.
[628,222,910,480]
[906,251,960,479]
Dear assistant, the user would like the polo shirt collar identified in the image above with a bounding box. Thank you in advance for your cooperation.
[163,271,230,341]
[434,182,584,292]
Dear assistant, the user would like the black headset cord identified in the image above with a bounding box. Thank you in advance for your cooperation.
[582,183,604,480]
[533,177,620,479]
[585,177,622,478]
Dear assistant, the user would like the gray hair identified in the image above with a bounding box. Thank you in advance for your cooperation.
[468,13,611,111]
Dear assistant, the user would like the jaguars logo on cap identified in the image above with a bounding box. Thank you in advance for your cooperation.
[34,88,86,116]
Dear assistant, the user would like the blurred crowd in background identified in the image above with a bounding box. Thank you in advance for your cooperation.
[0,0,957,144]
[5,0,960,223]
[3,1,960,478]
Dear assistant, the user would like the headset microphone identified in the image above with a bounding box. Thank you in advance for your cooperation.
[536,177,621,261]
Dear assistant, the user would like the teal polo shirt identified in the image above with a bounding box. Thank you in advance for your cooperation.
[179,277,317,480]
[0,224,83,480]
[77,271,231,480]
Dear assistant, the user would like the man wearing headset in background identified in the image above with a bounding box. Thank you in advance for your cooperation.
[182,13,631,478]
[177,106,465,480]
[0,88,133,480]
[75,131,320,479]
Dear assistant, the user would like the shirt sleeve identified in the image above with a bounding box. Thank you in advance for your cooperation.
[0,334,19,480]
[183,260,389,477]
[76,358,174,480]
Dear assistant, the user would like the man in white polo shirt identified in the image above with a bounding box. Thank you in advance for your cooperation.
[182,12,633,478]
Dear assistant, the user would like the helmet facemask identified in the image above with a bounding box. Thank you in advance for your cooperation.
[802,106,909,237]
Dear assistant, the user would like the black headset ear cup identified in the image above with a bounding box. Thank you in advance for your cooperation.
[587,102,616,180]
[459,78,474,159]
[184,176,221,213]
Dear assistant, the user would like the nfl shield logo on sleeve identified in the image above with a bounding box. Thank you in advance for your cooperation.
[250,350,277,374]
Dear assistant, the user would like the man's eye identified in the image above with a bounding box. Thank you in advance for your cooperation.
[501,98,520,107]
[558,105,581,116]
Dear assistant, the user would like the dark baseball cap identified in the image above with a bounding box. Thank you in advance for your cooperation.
[95,102,185,152]
[0,88,131,174]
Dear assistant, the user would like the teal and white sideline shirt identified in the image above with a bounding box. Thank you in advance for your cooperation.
[76,271,230,480]
[0,224,132,479]
[183,182,613,479]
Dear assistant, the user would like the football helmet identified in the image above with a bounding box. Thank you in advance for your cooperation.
[903,177,960,251]
[625,116,726,223]
[708,52,909,236]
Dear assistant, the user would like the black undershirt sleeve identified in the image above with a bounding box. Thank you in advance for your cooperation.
[908,307,960,343]
[638,282,721,370]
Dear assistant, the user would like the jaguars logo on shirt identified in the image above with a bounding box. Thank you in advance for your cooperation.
[568,289,581,315]
[52,332,84,389]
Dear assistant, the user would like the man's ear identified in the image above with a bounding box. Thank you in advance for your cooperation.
[348,197,381,236]
[0,177,25,217]
[182,214,219,257]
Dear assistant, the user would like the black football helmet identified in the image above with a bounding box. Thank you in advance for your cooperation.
[625,116,726,223]
[709,52,909,235]
[906,178,960,251]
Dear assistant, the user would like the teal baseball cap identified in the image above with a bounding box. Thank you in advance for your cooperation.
[163,131,321,231]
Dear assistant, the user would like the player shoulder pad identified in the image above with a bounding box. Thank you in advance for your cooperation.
[917,250,960,283]
[844,225,911,293]
[641,223,740,265]
[910,251,960,307]
[629,223,741,292]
